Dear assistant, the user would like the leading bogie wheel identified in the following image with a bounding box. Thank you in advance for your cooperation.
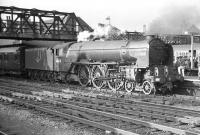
[124,80,135,93]
[142,80,155,95]
[77,65,90,87]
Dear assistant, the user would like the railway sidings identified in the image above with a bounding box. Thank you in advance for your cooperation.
[0,77,200,134]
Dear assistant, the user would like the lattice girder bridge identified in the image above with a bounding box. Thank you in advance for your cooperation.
[0,6,93,41]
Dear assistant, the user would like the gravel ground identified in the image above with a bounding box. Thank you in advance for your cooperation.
[0,103,104,135]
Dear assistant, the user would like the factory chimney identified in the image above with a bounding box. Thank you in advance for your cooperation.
[143,25,146,33]
[106,16,111,25]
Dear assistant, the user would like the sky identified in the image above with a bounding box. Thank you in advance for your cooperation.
[1,0,200,32]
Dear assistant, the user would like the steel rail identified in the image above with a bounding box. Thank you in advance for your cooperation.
[0,95,139,135]
[56,97,195,124]
[0,79,200,134]
[42,98,199,135]
[98,96,200,116]
[71,95,200,118]
[0,83,199,125]
[0,81,199,122]
[0,88,199,135]
[0,87,193,125]
[0,130,8,135]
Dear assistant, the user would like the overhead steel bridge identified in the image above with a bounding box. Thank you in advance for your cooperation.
[0,6,93,41]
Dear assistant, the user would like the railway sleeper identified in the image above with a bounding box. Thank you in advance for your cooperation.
[70,96,185,118]
[83,102,180,123]
[7,89,200,127]
[1,93,200,135]
[72,97,200,125]
[177,117,200,127]
[20,101,139,135]
[2,87,200,127]
[42,98,200,134]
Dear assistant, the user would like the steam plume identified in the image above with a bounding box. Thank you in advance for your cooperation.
[148,5,200,34]
[77,23,124,42]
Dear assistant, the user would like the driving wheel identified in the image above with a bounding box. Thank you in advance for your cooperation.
[77,65,90,87]
[91,65,106,89]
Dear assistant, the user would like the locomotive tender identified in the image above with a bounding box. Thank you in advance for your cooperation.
[0,38,182,94]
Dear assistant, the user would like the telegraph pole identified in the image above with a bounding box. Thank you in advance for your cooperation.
[191,34,194,69]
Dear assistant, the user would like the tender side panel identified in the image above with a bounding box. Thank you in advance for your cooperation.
[25,48,54,71]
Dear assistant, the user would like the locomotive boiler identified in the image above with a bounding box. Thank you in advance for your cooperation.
[67,38,173,67]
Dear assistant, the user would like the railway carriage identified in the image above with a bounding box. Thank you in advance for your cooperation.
[172,43,200,75]
[0,47,25,75]
[173,44,200,62]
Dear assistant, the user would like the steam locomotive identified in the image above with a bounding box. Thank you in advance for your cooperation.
[0,38,183,94]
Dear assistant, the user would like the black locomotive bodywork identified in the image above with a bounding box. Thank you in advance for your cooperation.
[0,38,182,94]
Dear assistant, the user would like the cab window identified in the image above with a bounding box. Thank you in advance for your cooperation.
[55,49,59,56]
[55,48,63,56]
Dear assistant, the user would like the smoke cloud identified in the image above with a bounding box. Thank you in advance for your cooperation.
[148,5,200,34]
[77,23,125,42]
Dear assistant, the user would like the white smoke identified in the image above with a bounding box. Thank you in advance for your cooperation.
[77,23,124,42]
[77,31,93,42]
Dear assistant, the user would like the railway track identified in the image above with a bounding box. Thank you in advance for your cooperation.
[0,124,21,135]
[0,93,199,135]
[1,77,200,114]
[1,76,200,107]
[1,76,200,108]
[0,130,8,135]
[0,95,148,135]
[0,82,200,134]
